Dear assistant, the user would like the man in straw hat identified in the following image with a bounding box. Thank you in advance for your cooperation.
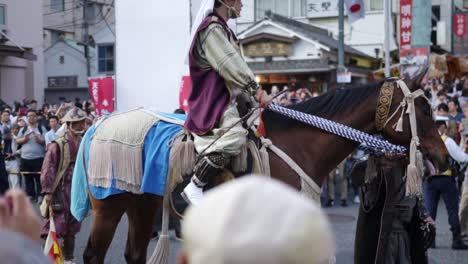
[182,0,269,205]
[178,176,335,264]
[40,106,87,262]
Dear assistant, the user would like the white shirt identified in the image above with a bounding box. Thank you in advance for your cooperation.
[444,136,468,163]
[45,129,59,147]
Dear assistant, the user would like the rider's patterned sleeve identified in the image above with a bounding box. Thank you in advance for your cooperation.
[200,24,259,96]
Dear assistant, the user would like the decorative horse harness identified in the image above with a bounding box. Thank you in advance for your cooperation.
[263,78,430,200]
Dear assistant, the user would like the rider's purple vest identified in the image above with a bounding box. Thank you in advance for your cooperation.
[184,14,235,135]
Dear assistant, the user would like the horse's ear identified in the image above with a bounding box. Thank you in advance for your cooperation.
[407,68,427,91]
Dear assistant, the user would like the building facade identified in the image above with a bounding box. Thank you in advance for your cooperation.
[0,0,44,105]
[237,0,397,59]
[44,39,96,103]
[43,0,114,103]
[239,11,377,92]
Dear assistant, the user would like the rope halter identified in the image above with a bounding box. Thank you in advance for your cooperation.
[381,79,430,196]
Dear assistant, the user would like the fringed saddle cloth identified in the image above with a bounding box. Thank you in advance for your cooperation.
[88,109,162,193]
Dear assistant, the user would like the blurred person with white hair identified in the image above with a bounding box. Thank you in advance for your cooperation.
[178,176,335,264]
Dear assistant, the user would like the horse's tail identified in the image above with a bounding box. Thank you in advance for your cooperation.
[147,193,170,264]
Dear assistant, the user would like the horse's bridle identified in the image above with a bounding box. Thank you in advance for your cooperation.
[374,78,431,196]
[375,80,395,132]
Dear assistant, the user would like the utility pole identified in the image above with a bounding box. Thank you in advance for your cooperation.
[384,0,391,77]
[338,0,345,73]
[83,0,91,77]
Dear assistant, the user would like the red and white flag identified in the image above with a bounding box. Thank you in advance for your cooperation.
[88,76,115,117]
[43,216,64,264]
[345,0,365,23]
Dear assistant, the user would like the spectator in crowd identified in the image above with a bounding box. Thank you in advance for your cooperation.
[299,88,313,102]
[28,100,37,111]
[434,91,448,109]
[0,189,50,264]
[16,110,46,202]
[326,160,348,207]
[448,99,464,122]
[0,148,9,195]
[436,103,449,117]
[279,96,289,106]
[178,176,335,264]
[460,89,468,110]
[45,116,60,149]
[16,119,26,129]
[0,110,12,133]
[424,120,468,249]
[3,125,21,189]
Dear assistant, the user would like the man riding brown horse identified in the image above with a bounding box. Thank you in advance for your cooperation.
[182,0,269,205]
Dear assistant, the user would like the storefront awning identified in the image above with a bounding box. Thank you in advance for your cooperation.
[0,44,37,61]
[248,59,334,74]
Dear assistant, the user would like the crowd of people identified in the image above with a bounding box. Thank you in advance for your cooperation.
[0,99,95,263]
[0,99,95,200]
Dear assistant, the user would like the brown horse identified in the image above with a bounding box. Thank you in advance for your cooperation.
[81,76,448,263]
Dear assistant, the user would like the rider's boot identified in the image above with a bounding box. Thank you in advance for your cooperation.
[182,153,230,206]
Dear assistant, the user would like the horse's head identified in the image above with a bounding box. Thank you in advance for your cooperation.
[381,73,448,172]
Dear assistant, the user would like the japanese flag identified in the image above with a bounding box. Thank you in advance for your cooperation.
[344,0,365,23]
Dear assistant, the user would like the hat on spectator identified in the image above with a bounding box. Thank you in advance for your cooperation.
[61,107,87,123]
[182,176,335,264]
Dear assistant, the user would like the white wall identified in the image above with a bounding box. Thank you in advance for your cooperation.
[115,0,190,112]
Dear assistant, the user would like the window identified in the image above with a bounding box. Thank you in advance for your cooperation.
[98,44,114,73]
[367,0,383,11]
[50,0,65,12]
[86,3,103,22]
[0,5,6,25]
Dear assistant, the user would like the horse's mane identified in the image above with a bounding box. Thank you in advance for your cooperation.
[263,81,384,131]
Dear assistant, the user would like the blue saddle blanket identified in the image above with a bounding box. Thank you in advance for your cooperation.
[71,112,186,221]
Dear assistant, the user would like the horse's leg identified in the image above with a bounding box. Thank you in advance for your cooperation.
[83,193,128,264]
[124,194,162,264]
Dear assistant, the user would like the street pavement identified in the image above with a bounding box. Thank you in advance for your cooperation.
[68,200,467,264]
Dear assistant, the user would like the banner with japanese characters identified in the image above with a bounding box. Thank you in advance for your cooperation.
[455,14,467,38]
[399,0,413,51]
[453,13,468,56]
[399,0,428,79]
[88,76,115,117]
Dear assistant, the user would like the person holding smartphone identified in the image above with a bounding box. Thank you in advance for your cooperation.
[16,110,46,202]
